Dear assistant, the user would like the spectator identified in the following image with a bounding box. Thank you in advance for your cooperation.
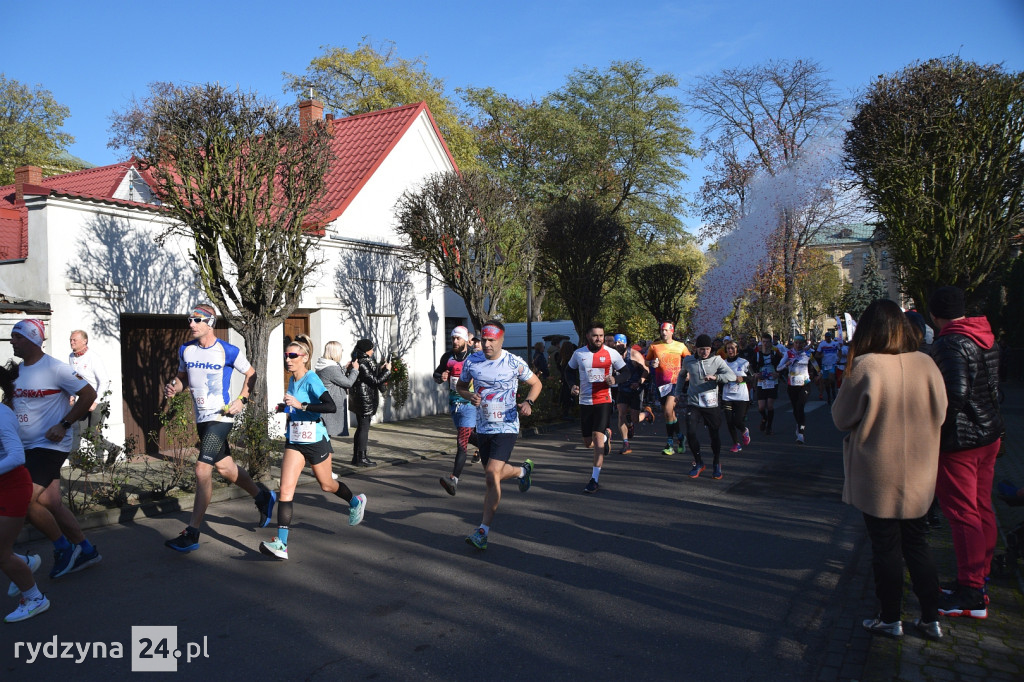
[833,299,948,640]
[313,341,358,438]
[929,286,1004,619]
[532,341,550,379]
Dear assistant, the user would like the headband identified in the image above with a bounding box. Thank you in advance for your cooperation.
[451,325,470,341]
[191,306,216,321]
[661,322,674,331]
[481,325,504,340]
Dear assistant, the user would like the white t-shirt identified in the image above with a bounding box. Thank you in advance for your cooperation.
[0,405,26,475]
[69,347,110,398]
[178,338,252,424]
[722,357,750,402]
[13,354,89,451]
[817,340,841,371]
[568,346,626,405]
[459,350,534,435]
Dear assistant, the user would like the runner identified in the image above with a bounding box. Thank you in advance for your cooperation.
[432,326,478,496]
[615,343,655,455]
[10,319,102,579]
[754,333,783,436]
[0,363,49,622]
[567,323,628,493]
[815,331,841,405]
[777,334,820,445]
[259,335,366,560]
[677,335,736,480]
[162,304,275,553]
[835,338,850,389]
[645,322,691,456]
[722,340,752,452]
[456,320,541,550]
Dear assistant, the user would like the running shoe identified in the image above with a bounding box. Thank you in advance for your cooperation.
[256,488,277,528]
[7,553,41,598]
[165,528,200,553]
[688,462,705,479]
[603,428,612,457]
[471,451,480,464]
[69,546,102,574]
[914,619,942,641]
[862,617,903,638]
[675,440,686,455]
[518,459,534,493]
[620,442,633,455]
[937,587,987,618]
[4,595,50,623]
[349,494,367,526]
[583,478,600,494]
[627,423,635,439]
[466,527,488,550]
[662,441,674,456]
[440,476,458,496]
[712,464,722,480]
[259,537,288,560]
[50,544,82,578]
[643,406,655,424]
[742,428,751,446]
[796,433,805,445]
[730,443,741,453]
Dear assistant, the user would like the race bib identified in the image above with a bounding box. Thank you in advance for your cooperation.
[698,391,718,408]
[449,374,461,390]
[15,411,29,426]
[758,379,777,389]
[587,368,606,384]
[658,384,674,398]
[723,383,747,401]
[789,373,809,386]
[289,420,318,444]
[481,399,507,423]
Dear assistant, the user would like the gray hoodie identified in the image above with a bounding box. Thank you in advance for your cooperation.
[675,354,736,407]
[314,357,358,436]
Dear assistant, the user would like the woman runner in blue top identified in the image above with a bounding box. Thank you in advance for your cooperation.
[259,335,367,560]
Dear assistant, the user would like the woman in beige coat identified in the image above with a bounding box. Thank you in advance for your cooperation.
[832,299,948,641]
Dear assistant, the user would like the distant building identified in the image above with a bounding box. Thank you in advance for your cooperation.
[807,222,904,304]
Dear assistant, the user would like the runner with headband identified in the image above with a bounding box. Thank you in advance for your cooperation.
[645,322,691,455]
[433,326,478,496]
[456,320,542,550]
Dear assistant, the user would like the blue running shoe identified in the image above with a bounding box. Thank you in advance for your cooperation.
[50,544,82,579]
[349,494,367,526]
[8,553,41,597]
[518,459,534,493]
[257,489,276,528]
[712,464,722,480]
[165,528,200,553]
[583,478,600,494]
[465,527,488,550]
[70,546,102,574]
[688,462,705,479]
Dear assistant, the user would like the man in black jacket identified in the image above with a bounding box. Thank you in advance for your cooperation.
[929,286,1004,619]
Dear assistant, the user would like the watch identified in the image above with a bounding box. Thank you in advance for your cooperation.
[240,396,248,405]
[301,402,309,411]
[525,398,535,406]
[60,419,73,430]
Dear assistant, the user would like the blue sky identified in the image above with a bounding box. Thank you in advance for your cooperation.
[3,0,1022,233]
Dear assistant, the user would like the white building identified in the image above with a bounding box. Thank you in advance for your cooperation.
[0,101,457,454]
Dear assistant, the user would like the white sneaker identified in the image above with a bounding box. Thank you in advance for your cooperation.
[349,494,367,526]
[7,553,41,598]
[796,433,805,445]
[5,595,50,623]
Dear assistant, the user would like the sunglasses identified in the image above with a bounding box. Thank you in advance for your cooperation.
[284,352,306,359]
[187,317,210,325]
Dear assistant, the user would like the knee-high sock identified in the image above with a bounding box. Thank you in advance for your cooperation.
[333,481,353,503]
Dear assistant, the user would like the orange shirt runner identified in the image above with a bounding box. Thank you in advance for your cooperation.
[646,340,691,394]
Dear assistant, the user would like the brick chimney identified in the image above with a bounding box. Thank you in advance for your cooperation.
[14,165,42,203]
[298,99,324,129]
[324,112,335,134]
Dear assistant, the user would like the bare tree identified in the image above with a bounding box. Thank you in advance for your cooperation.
[109,82,334,418]
[689,59,851,325]
[393,170,536,331]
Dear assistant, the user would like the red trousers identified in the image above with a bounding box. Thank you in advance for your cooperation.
[935,439,1001,589]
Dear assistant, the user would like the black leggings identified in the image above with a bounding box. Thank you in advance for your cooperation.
[722,400,749,444]
[685,406,723,463]
[787,384,809,432]
[353,413,372,455]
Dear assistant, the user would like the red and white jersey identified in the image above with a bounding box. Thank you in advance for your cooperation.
[13,354,89,451]
[568,346,626,405]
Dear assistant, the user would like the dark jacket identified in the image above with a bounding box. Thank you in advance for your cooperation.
[931,316,1003,452]
[348,352,391,417]
[314,357,358,436]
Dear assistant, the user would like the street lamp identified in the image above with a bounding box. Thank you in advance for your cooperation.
[427,303,439,366]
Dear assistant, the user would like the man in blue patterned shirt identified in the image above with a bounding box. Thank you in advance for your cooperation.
[456,319,542,550]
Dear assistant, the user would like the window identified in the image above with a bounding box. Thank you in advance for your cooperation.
[880,250,890,270]
[842,254,853,267]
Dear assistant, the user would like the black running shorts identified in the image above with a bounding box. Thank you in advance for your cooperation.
[580,403,613,438]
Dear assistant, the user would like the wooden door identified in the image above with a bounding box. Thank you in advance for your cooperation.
[282,315,310,387]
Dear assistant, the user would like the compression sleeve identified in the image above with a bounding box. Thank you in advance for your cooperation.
[302,391,337,414]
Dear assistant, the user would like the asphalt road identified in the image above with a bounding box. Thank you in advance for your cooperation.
[3,396,862,681]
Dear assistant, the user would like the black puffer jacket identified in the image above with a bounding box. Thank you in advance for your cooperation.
[931,317,1003,452]
[348,352,391,417]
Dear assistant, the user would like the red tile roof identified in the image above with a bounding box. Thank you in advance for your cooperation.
[0,102,456,260]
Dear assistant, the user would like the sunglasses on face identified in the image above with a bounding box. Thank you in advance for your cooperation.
[284,352,306,359]
[187,317,209,325]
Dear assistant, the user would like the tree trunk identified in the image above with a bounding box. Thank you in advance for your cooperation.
[239,316,273,412]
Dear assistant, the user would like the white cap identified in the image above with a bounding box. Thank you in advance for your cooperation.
[451,326,470,341]
[12,319,45,347]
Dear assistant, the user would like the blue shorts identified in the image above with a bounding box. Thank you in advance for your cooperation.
[821,368,835,378]
[450,401,477,429]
